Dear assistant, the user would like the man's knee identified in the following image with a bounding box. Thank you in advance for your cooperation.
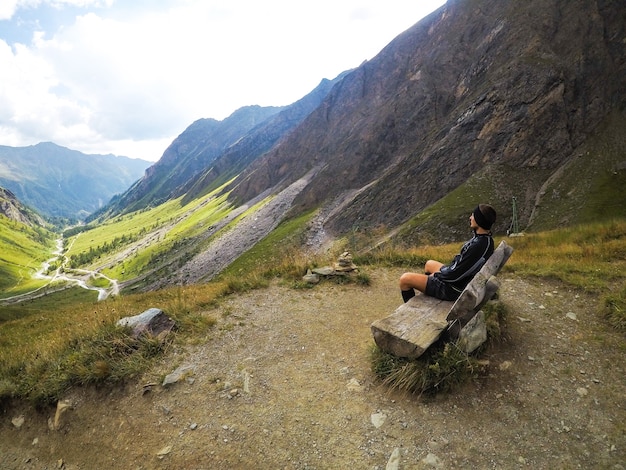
[399,272,412,290]
[400,272,428,292]
[425,259,443,275]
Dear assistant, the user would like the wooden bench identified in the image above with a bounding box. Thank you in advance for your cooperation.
[371,240,513,359]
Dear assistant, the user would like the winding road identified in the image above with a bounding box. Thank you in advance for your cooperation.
[0,236,119,305]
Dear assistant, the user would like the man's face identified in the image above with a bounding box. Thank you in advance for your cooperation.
[469,212,479,230]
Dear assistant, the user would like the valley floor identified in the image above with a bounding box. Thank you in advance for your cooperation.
[1,269,624,469]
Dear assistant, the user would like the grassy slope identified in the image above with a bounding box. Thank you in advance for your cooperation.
[395,111,626,244]
[65,183,235,283]
[1,106,624,405]
[1,216,624,406]
[0,216,54,299]
[528,111,626,230]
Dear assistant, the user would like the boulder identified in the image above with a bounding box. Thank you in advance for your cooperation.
[117,308,175,338]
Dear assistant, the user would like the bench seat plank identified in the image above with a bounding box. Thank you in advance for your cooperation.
[371,294,452,359]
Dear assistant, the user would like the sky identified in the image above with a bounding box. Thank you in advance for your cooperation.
[0,0,446,162]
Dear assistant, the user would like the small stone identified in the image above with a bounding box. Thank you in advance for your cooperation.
[421,452,443,468]
[49,400,72,431]
[190,423,198,430]
[163,365,195,386]
[371,412,387,428]
[386,447,400,470]
[566,312,577,321]
[312,267,334,276]
[11,415,24,429]
[117,308,175,338]
[142,382,158,395]
[157,445,172,458]
[499,361,513,371]
[576,387,588,397]
[346,378,363,391]
[302,270,320,284]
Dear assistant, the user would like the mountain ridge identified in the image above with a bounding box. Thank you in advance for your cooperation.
[1,0,625,296]
[222,0,625,237]
[54,0,625,293]
[0,142,150,221]
[94,75,348,220]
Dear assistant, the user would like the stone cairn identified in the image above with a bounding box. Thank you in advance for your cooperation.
[302,251,358,284]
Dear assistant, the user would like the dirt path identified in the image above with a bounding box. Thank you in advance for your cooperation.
[1,269,625,469]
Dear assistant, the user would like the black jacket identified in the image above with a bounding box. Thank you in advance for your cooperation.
[434,232,495,294]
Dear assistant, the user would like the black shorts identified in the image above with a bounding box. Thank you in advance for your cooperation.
[425,276,461,301]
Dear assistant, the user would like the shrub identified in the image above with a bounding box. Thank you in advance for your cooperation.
[604,286,626,332]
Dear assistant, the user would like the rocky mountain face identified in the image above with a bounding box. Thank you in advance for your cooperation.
[0,143,150,220]
[100,75,344,218]
[180,76,347,205]
[92,0,626,245]
[222,0,626,236]
[0,187,44,226]
[100,105,285,216]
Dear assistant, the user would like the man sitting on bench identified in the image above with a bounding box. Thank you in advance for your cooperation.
[399,204,497,303]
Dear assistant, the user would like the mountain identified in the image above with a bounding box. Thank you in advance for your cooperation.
[94,106,284,217]
[96,76,346,219]
[38,0,625,293]
[0,187,44,227]
[220,0,625,238]
[0,143,150,220]
[180,75,349,205]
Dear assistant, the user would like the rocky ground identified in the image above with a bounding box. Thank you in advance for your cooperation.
[1,268,625,469]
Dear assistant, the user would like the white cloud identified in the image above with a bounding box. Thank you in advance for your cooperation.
[0,0,446,160]
[0,1,19,20]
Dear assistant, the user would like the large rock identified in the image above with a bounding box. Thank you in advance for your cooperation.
[456,311,487,354]
[117,308,175,338]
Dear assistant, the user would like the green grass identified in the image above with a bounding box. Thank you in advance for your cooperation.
[87,274,111,289]
[394,163,553,245]
[500,219,626,291]
[0,282,224,407]
[63,184,236,283]
[0,215,55,298]
[1,207,624,406]
[604,285,626,332]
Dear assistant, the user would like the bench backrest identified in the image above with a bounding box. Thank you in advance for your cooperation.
[446,239,513,328]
